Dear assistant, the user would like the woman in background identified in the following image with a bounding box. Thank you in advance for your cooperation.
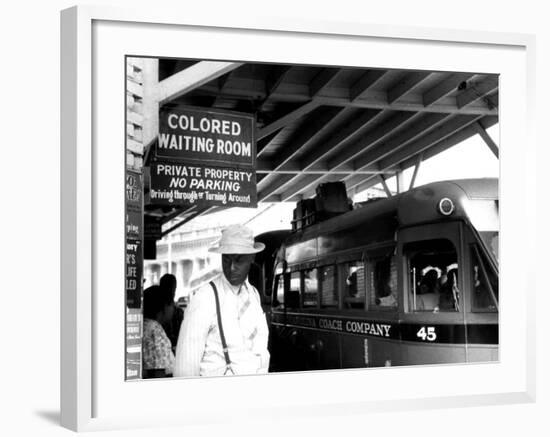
[142,285,175,378]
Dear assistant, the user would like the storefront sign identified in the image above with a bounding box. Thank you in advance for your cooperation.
[125,170,143,379]
[126,238,143,308]
[150,162,257,207]
[126,171,143,239]
[125,309,142,380]
[126,170,143,310]
[157,106,255,167]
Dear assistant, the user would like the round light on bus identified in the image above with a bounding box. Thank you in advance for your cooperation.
[438,198,455,216]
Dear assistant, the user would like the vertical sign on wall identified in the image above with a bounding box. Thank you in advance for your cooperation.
[125,170,143,380]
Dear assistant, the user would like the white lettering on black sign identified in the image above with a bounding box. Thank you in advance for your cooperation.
[157,106,255,167]
[345,321,391,337]
[150,162,257,208]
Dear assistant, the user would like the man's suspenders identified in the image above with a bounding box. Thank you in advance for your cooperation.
[209,281,234,375]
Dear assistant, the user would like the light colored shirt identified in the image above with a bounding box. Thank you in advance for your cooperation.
[174,275,270,377]
[416,292,440,311]
[142,318,175,375]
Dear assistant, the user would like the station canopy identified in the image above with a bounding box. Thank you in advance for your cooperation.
[144,59,498,236]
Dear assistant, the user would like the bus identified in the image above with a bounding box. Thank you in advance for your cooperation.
[259,179,499,372]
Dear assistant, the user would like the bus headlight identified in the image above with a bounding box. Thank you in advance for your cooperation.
[438,198,455,216]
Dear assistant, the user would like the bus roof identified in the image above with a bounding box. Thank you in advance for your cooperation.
[283,178,498,252]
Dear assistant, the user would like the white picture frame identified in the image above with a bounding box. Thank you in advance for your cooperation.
[60,5,536,432]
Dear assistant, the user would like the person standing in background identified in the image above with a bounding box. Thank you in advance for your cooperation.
[142,285,175,378]
[159,273,184,352]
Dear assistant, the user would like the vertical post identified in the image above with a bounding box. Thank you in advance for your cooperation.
[125,170,144,380]
[378,175,393,197]
[395,170,405,193]
[142,58,160,148]
[409,154,423,190]
[168,233,173,273]
[125,56,152,381]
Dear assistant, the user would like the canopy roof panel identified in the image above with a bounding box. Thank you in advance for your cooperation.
[146,59,498,234]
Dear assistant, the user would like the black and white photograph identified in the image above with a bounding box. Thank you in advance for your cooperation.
[125,57,500,380]
[1,0,543,435]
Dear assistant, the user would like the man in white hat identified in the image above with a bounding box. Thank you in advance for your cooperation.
[174,224,269,377]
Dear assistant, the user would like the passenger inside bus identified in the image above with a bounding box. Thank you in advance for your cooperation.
[405,239,459,312]
[416,268,441,311]
[439,268,459,311]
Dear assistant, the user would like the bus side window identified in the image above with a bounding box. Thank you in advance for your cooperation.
[286,271,301,309]
[273,274,284,308]
[471,245,498,312]
[404,239,459,312]
[367,255,398,310]
[343,261,366,309]
[320,265,338,308]
[302,268,319,307]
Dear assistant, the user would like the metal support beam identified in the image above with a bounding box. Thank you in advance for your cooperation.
[197,79,498,116]
[387,72,432,104]
[302,109,382,171]
[350,116,498,194]
[161,207,212,237]
[160,205,197,226]
[456,77,498,109]
[158,61,243,105]
[409,154,423,190]
[422,73,475,107]
[377,114,481,170]
[258,174,297,200]
[326,111,417,170]
[309,68,341,97]
[258,66,293,111]
[273,107,348,171]
[351,70,387,101]
[395,170,405,193]
[257,100,320,140]
[378,175,393,197]
[352,113,451,171]
[473,121,499,158]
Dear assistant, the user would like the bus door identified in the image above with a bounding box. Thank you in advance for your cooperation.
[462,225,499,362]
[397,222,467,365]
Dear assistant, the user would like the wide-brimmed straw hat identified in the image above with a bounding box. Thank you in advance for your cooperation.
[208,224,265,254]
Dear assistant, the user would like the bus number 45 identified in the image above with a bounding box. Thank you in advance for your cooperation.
[417,326,437,342]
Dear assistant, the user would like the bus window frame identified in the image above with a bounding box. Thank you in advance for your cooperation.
[364,253,399,313]
[319,264,339,308]
[302,267,320,309]
[283,270,301,310]
[359,243,400,323]
[271,260,287,308]
[463,226,499,324]
[398,222,466,324]
[341,259,368,311]
[272,273,285,309]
